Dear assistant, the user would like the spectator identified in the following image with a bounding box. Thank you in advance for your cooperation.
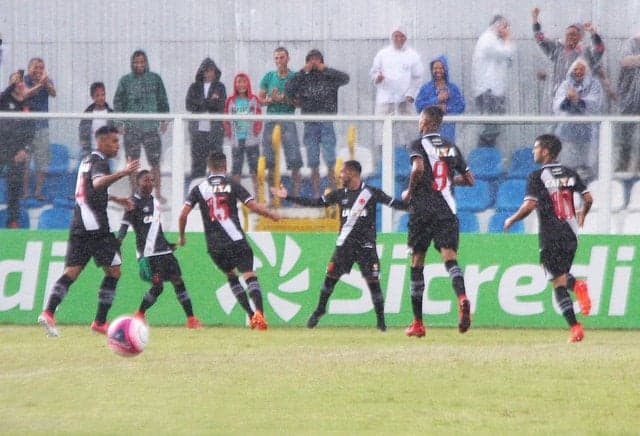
[415,55,466,143]
[616,33,640,172]
[79,82,113,158]
[370,26,424,147]
[23,57,56,200]
[472,15,514,147]
[224,73,262,196]
[285,49,349,197]
[532,7,605,101]
[553,57,603,180]
[185,57,226,179]
[0,71,35,228]
[259,47,303,197]
[114,49,169,202]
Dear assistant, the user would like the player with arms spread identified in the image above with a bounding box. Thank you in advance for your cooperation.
[273,160,406,331]
[504,133,592,343]
[178,152,280,330]
[38,125,139,337]
[117,170,202,329]
[403,105,474,338]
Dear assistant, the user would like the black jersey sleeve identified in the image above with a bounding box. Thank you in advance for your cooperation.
[408,138,423,162]
[370,186,408,210]
[232,181,253,204]
[573,171,588,194]
[524,171,542,202]
[286,196,328,207]
[185,186,200,208]
[453,144,469,174]
[90,157,111,180]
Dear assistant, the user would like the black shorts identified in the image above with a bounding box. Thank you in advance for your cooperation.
[148,253,182,282]
[540,237,577,279]
[124,127,162,167]
[208,240,254,274]
[408,214,459,253]
[327,244,380,280]
[65,232,122,268]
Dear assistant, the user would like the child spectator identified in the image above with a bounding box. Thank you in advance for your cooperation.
[224,73,262,196]
[79,82,114,157]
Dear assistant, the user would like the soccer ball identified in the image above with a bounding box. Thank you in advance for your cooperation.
[107,315,149,357]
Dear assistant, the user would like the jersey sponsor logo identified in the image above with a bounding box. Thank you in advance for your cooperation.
[212,184,232,193]
[544,176,576,189]
[436,146,457,158]
[342,208,368,218]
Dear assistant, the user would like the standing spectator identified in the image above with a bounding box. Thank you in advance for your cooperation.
[370,26,424,148]
[114,49,169,201]
[259,47,303,197]
[415,55,466,143]
[286,49,349,197]
[616,33,640,172]
[532,7,605,101]
[23,57,56,200]
[224,72,262,196]
[79,82,113,158]
[185,57,226,179]
[403,106,474,337]
[503,134,592,343]
[0,71,35,228]
[553,58,603,180]
[472,15,515,147]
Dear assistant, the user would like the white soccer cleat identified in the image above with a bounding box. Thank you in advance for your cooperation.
[38,311,60,338]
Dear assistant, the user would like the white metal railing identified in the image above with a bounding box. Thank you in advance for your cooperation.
[0,112,633,232]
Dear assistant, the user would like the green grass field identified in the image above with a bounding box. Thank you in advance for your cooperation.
[2,325,639,435]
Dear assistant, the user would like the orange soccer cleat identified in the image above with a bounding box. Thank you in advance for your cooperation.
[133,310,146,321]
[186,316,203,329]
[458,297,471,333]
[250,310,268,331]
[573,280,591,315]
[90,320,110,335]
[405,319,426,337]
[568,323,585,343]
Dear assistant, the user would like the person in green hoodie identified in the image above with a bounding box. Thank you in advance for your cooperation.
[114,50,170,202]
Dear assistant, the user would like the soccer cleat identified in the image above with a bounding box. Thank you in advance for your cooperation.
[306,309,325,329]
[38,311,59,337]
[568,323,585,343]
[405,319,426,337]
[574,280,591,315]
[90,320,110,334]
[376,319,387,332]
[186,316,203,329]
[133,310,146,321]
[250,310,268,331]
[458,298,471,333]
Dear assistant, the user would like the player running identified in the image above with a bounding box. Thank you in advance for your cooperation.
[273,160,406,331]
[178,151,280,330]
[504,133,592,342]
[117,170,202,329]
[38,125,139,337]
[403,105,474,337]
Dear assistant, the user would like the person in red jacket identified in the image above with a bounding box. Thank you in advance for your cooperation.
[224,73,262,196]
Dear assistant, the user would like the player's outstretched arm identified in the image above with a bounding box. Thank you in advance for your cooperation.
[246,199,280,221]
[453,169,475,186]
[178,204,193,246]
[270,184,327,207]
[577,191,594,227]
[95,159,140,190]
[503,199,536,232]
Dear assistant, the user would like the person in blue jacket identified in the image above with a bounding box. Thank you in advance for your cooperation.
[415,55,466,143]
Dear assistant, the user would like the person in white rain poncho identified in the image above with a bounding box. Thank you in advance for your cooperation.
[552,57,603,180]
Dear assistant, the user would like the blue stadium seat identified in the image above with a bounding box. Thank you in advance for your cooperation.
[394,146,411,180]
[47,143,70,174]
[38,206,73,229]
[44,171,77,201]
[0,207,30,229]
[488,210,524,233]
[458,211,480,233]
[467,147,503,181]
[495,179,527,212]
[455,180,493,212]
[396,212,409,231]
[0,177,6,204]
[507,147,539,179]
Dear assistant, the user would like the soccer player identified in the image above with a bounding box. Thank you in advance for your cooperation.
[117,170,202,329]
[178,152,280,330]
[273,160,406,331]
[503,133,593,343]
[38,125,140,337]
[403,105,474,337]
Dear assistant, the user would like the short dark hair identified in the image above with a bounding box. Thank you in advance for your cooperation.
[90,81,105,97]
[490,14,507,26]
[535,133,562,158]
[420,105,444,126]
[274,46,289,56]
[305,49,324,63]
[344,160,362,175]
[208,151,227,171]
[136,169,150,182]
[95,125,118,138]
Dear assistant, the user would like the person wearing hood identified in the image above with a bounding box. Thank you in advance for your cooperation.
[532,7,605,102]
[186,58,226,179]
[415,55,466,143]
[114,50,170,201]
[615,32,640,172]
[224,72,262,196]
[472,14,515,147]
[553,57,603,179]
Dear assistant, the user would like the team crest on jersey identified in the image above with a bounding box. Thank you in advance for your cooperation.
[143,206,149,213]
[358,198,366,204]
